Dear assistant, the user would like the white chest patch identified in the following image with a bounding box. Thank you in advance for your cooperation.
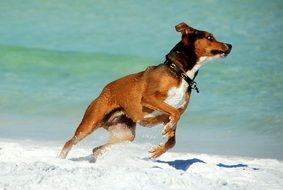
[144,80,188,119]
[144,59,209,119]
[164,80,188,109]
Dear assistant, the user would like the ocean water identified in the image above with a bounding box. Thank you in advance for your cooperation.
[0,0,282,159]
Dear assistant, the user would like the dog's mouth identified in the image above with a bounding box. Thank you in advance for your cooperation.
[211,44,232,58]
[210,50,230,58]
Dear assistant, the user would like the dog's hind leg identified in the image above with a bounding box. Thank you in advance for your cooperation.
[93,118,136,158]
[59,92,115,159]
[59,119,97,159]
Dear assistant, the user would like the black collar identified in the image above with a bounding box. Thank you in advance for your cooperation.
[164,59,199,93]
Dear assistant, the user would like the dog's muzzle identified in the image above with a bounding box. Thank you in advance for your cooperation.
[211,43,232,57]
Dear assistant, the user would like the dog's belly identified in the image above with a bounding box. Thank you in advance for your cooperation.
[139,113,169,127]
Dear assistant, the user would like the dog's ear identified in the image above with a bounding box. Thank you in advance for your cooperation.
[175,22,194,35]
[175,22,195,45]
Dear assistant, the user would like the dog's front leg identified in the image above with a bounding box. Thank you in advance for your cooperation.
[142,95,180,138]
[150,131,176,159]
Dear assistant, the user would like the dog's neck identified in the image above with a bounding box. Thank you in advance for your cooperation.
[166,53,205,81]
[164,52,203,93]
[166,41,198,76]
[167,40,216,80]
[186,56,209,79]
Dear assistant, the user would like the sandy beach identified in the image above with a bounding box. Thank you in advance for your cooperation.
[0,140,282,190]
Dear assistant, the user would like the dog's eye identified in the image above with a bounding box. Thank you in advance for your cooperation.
[207,36,214,41]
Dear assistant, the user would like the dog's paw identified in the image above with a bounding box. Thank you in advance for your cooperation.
[149,144,166,159]
[92,145,105,159]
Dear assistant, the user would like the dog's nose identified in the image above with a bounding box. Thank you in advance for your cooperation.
[225,43,232,54]
[227,44,232,49]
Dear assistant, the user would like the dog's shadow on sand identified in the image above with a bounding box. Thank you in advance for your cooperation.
[69,155,254,171]
[155,158,206,171]
[155,158,250,171]
[69,155,96,163]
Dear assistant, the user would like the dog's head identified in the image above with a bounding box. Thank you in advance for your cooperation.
[172,22,232,68]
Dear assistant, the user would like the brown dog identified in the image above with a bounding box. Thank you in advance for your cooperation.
[59,22,232,159]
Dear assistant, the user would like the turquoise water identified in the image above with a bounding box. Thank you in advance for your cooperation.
[0,0,283,159]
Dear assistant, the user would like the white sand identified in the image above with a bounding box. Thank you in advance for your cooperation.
[0,140,282,190]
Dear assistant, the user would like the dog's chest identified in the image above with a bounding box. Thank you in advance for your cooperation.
[143,80,188,119]
[164,80,188,109]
